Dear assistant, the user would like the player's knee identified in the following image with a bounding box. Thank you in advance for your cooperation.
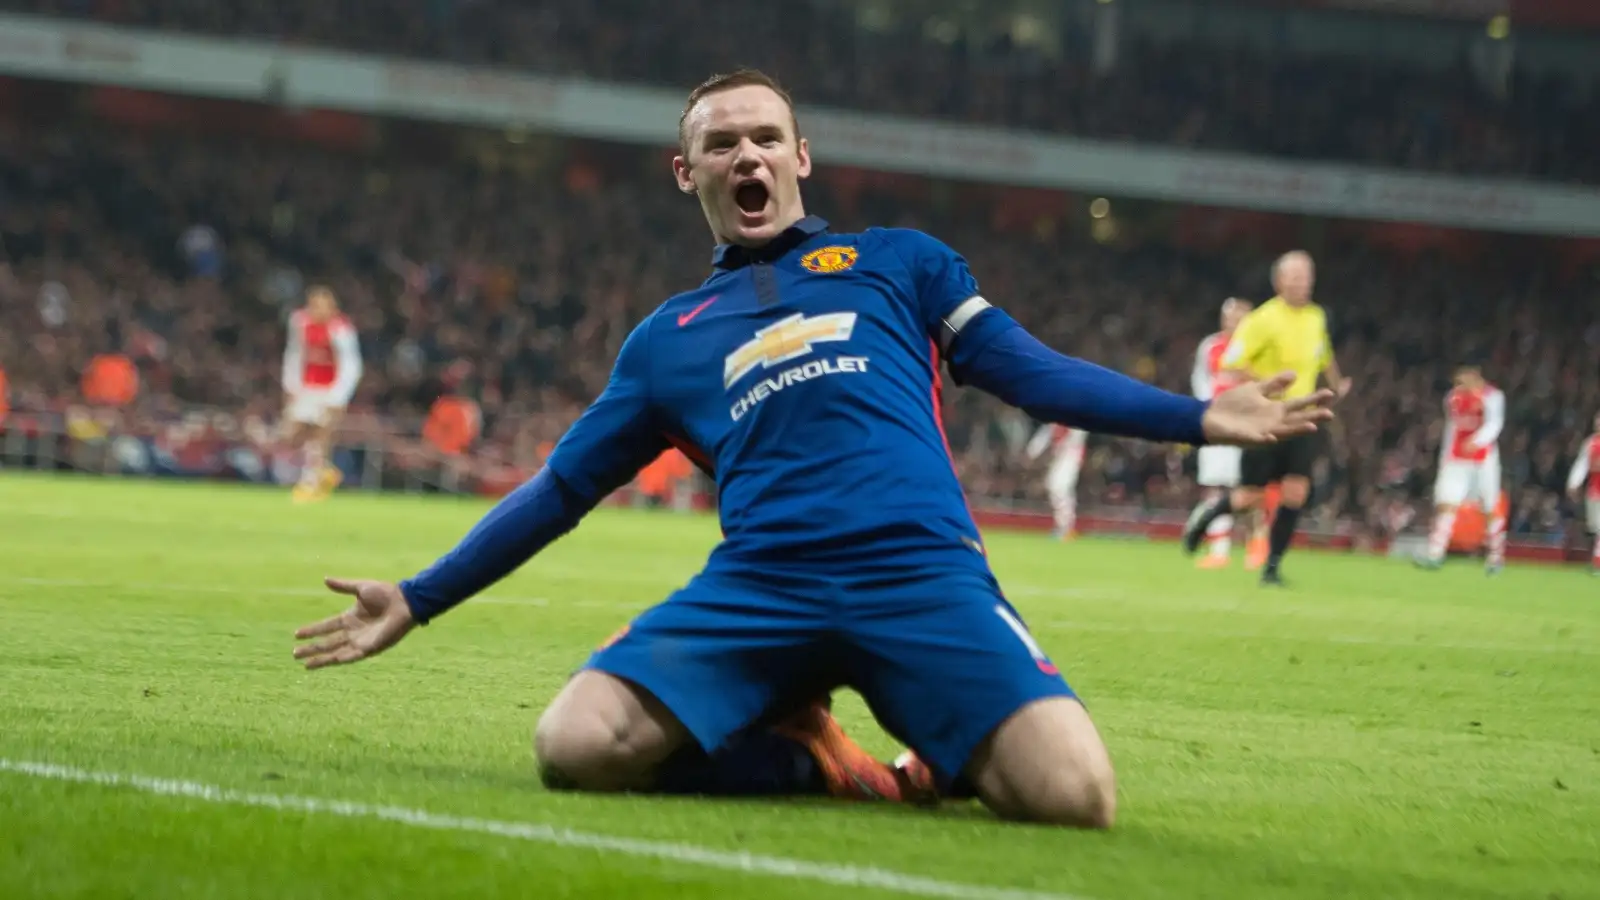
[975,698,1117,829]
[1280,478,1310,507]
[534,705,653,793]
[534,711,629,792]
[1019,754,1117,829]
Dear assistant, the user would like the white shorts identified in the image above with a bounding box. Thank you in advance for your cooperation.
[1433,459,1501,508]
[1045,455,1081,495]
[1587,498,1600,534]
[1197,445,1242,488]
[286,390,341,427]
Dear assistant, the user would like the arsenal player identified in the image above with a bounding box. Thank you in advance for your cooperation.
[1025,423,1088,540]
[1417,364,1505,574]
[1188,297,1251,568]
[281,285,363,503]
[1566,412,1600,575]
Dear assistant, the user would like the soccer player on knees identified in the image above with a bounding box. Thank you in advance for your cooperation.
[1188,297,1252,569]
[1567,412,1600,575]
[292,69,1333,829]
[1415,364,1506,574]
[281,285,363,504]
[1024,423,1087,541]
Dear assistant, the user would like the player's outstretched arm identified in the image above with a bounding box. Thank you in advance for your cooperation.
[291,466,599,669]
[1202,373,1335,446]
[1569,442,1592,500]
[947,310,1332,448]
[877,227,1331,447]
[293,578,416,670]
[281,315,304,398]
[293,317,672,666]
[397,467,596,622]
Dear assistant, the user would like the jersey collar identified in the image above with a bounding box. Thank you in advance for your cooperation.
[711,215,830,270]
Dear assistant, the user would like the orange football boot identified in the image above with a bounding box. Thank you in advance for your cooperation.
[1196,554,1230,570]
[892,750,941,807]
[773,703,937,805]
[1244,536,1269,571]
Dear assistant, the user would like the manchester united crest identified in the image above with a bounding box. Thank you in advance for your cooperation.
[800,246,860,274]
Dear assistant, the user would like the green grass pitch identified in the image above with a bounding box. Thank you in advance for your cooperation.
[1,472,1596,900]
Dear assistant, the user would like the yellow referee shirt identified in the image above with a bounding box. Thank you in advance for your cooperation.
[1221,296,1331,399]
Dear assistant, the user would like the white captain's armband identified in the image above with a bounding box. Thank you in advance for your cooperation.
[938,295,992,354]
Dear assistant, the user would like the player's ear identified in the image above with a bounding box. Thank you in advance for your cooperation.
[672,155,696,194]
[795,137,812,180]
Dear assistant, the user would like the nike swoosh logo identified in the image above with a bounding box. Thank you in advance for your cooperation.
[677,295,719,327]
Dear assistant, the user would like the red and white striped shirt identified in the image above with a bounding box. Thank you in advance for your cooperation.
[1568,433,1600,501]
[1191,331,1241,401]
[282,309,363,404]
[1440,384,1504,464]
[1026,424,1087,464]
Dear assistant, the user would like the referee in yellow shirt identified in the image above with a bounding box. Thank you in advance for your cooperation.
[1182,251,1351,586]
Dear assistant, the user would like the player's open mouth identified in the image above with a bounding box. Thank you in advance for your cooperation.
[734,181,770,219]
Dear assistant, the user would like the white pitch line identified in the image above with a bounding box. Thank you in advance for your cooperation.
[0,759,1092,900]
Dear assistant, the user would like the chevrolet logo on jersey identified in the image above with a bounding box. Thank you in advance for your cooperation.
[723,312,858,389]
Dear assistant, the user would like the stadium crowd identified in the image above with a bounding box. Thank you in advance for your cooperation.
[1,117,1595,545]
[7,0,1599,182]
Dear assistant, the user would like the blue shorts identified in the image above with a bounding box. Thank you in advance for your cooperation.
[583,569,1075,786]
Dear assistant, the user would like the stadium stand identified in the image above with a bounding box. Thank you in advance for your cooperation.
[5,0,1599,181]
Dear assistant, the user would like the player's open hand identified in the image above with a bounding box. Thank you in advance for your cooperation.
[292,578,416,670]
[1202,371,1336,448]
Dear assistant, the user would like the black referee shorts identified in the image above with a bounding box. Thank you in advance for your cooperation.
[1240,432,1319,488]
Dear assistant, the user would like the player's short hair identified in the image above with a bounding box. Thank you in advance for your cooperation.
[678,68,801,156]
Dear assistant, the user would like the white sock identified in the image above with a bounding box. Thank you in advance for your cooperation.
[1427,507,1457,561]
[1485,510,1506,567]
[1054,496,1076,535]
[1207,514,1233,558]
[1592,534,1600,569]
[299,440,326,488]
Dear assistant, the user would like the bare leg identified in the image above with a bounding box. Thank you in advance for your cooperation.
[534,671,691,792]
[534,673,929,801]
[962,697,1116,829]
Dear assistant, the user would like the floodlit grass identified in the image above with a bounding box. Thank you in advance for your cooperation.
[2,473,1596,899]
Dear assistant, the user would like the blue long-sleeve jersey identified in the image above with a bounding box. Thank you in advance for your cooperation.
[402,217,1209,621]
